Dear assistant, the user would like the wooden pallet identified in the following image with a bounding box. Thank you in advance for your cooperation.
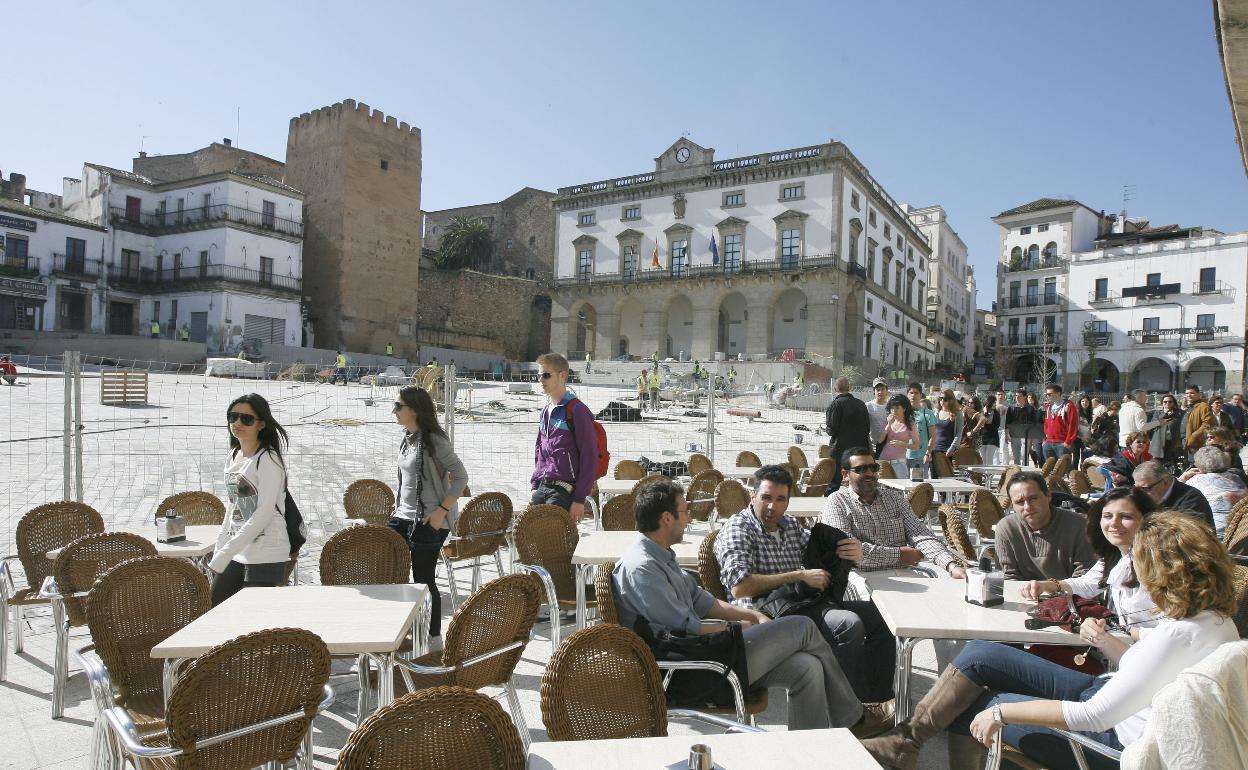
[101,370,149,405]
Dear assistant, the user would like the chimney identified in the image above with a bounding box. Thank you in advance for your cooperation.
[223,138,232,147]
[1113,210,1126,235]
[138,151,147,158]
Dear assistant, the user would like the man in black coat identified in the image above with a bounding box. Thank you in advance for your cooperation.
[1132,460,1216,532]
[826,377,871,493]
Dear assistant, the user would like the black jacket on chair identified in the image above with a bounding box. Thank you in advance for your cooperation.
[756,523,852,618]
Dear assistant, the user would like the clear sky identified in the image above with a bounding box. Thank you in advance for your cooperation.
[5,1,1245,308]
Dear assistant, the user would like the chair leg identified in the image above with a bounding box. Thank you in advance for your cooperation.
[0,598,8,682]
[441,553,460,614]
[14,603,24,654]
[470,556,481,594]
[356,654,370,721]
[52,608,68,718]
[505,680,531,752]
[300,721,315,770]
[493,550,505,580]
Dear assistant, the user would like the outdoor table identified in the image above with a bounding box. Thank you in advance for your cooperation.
[152,584,429,716]
[527,727,882,769]
[859,573,1087,722]
[570,530,703,631]
[721,467,761,483]
[595,478,636,500]
[879,477,983,494]
[784,496,826,519]
[959,464,1009,487]
[47,524,220,562]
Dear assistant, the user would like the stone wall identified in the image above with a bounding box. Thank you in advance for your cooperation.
[423,187,555,280]
[132,143,286,183]
[415,268,551,360]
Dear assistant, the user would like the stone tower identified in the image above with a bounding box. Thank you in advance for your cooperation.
[284,99,422,354]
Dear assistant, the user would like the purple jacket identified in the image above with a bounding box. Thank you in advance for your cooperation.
[532,391,599,503]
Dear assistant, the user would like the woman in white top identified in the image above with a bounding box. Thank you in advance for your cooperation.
[1020,486,1158,627]
[861,510,1240,770]
[209,393,291,606]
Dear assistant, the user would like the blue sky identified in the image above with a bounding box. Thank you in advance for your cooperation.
[5,1,1244,308]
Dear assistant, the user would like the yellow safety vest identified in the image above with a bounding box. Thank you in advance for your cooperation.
[647,373,660,389]
[336,355,347,368]
[150,321,160,334]
[180,328,189,341]
[637,376,647,393]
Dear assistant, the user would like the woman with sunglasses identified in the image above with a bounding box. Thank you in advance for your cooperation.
[209,394,292,605]
[879,394,919,479]
[389,386,469,641]
[930,390,964,477]
[863,507,1238,770]
[1149,393,1183,466]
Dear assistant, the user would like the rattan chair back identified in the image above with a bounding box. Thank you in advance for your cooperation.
[54,532,156,626]
[86,556,211,711]
[735,451,762,468]
[614,460,645,480]
[1039,457,1056,477]
[787,446,809,469]
[818,444,830,459]
[969,489,1005,541]
[715,480,750,523]
[540,624,668,741]
[698,528,727,600]
[1066,469,1092,496]
[1051,453,1072,480]
[937,505,974,565]
[594,562,619,624]
[512,504,579,602]
[631,473,666,496]
[687,470,724,521]
[438,573,542,691]
[1222,497,1248,549]
[1232,566,1248,638]
[803,459,836,496]
[998,464,1021,492]
[155,491,226,526]
[15,501,104,602]
[600,494,636,531]
[877,460,898,479]
[952,446,982,466]
[906,483,934,521]
[165,627,331,770]
[319,525,410,586]
[778,462,801,485]
[343,479,396,526]
[687,453,713,478]
[337,685,526,770]
[932,453,954,479]
[446,492,513,561]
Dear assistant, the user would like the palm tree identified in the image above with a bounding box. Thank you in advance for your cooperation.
[436,216,494,270]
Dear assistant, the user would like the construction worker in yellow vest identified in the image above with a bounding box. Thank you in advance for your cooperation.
[333,351,349,385]
[179,324,190,342]
[149,319,160,339]
[637,369,650,410]
[647,369,662,410]
[386,342,394,356]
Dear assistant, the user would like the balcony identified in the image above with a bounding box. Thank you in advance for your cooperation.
[52,253,103,279]
[0,255,39,278]
[554,253,843,286]
[1123,282,1181,305]
[1003,254,1067,273]
[1006,334,1061,353]
[946,328,963,343]
[1193,326,1237,346]
[1088,290,1120,306]
[1003,294,1065,310]
[109,203,303,239]
[106,263,301,295]
[1191,280,1236,299]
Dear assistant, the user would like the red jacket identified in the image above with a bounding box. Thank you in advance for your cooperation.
[1043,399,1079,446]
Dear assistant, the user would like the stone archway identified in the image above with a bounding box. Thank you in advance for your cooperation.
[770,287,808,355]
[617,296,644,362]
[717,291,748,358]
[1080,359,1120,394]
[571,302,597,359]
[665,294,693,359]
[1014,354,1059,386]
[1131,357,1173,392]
[1187,356,1227,392]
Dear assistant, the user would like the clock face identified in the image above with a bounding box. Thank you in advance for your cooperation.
[675,147,690,163]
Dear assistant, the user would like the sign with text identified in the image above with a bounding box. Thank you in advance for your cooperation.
[0,214,37,232]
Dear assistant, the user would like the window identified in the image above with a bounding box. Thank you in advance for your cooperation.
[121,249,140,279]
[868,210,877,227]
[722,191,744,208]
[883,224,891,239]
[577,249,593,280]
[1197,313,1216,341]
[175,197,184,225]
[906,321,911,333]
[1146,272,1161,287]
[1038,223,1049,232]
[65,237,86,269]
[896,235,903,250]
[1094,320,1108,334]
[1042,316,1056,342]
[1043,277,1057,305]
[780,183,804,200]
[379,159,389,171]
[1020,226,1031,235]
[125,196,141,223]
[1008,318,1020,345]
[1199,267,1216,292]
[201,193,211,215]
[259,256,274,284]
[621,245,637,278]
[505,239,514,250]
[261,200,276,229]
[670,239,688,276]
[526,268,536,280]
[1024,317,1038,345]
[723,233,742,274]
[894,264,903,295]
[199,250,209,278]
[780,229,801,269]
[1094,277,1108,301]
[173,251,183,276]
[1026,279,1039,306]
[622,205,641,220]
[1143,316,1160,343]
[907,246,913,261]
[1042,242,1057,260]
[578,211,595,226]
[867,298,873,313]
[866,239,877,281]
[1026,244,1039,267]
[851,192,860,210]
[529,235,536,246]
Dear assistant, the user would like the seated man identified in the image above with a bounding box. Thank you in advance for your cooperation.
[1133,460,1216,532]
[820,447,966,578]
[714,464,896,707]
[993,470,1096,581]
[614,479,887,734]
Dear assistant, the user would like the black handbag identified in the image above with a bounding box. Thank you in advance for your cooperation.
[632,617,749,710]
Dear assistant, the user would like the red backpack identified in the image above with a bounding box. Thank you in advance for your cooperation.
[566,397,610,480]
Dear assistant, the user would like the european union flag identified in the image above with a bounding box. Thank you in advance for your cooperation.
[710,234,719,265]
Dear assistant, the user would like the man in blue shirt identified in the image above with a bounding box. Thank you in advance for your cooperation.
[614,479,885,733]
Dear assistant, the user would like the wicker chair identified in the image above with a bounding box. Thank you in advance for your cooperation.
[714,480,751,526]
[937,505,975,565]
[906,482,935,522]
[78,555,211,762]
[788,446,809,469]
[320,525,411,586]
[735,451,762,468]
[1,501,103,682]
[687,469,724,522]
[779,462,801,486]
[1231,566,1248,638]
[49,532,157,718]
[1039,457,1057,477]
[337,686,526,770]
[951,446,982,467]
[969,489,1005,543]
[154,490,225,525]
[600,494,636,531]
[997,464,1021,493]
[1224,498,1248,548]
[819,444,831,460]
[1066,469,1092,496]
[802,458,836,497]
[614,460,646,480]
[511,504,584,649]
[441,492,514,611]
[343,479,396,526]
[631,473,666,496]
[1084,467,1104,493]
[540,624,758,741]
[931,453,955,479]
[697,529,727,600]
[878,460,898,479]
[688,453,714,478]
[102,628,333,770]
[1051,453,1072,481]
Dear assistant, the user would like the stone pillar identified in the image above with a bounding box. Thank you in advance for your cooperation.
[641,309,667,361]
[549,303,570,357]
[746,303,774,360]
[690,304,718,361]
[594,311,619,361]
[806,299,839,362]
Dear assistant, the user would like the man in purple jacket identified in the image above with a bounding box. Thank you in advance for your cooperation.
[531,353,599,522]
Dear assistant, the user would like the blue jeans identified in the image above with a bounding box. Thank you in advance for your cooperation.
[530,483,573,512]
[797,598,895,702]
[1041,442,1070,462]
[331,366,348,385]
[949,640,1123,770]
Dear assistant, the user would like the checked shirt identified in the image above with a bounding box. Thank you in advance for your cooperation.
[714,505,809,605]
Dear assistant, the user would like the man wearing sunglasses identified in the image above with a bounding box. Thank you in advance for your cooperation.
[530,353,599,522]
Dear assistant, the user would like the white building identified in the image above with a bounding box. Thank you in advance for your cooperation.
[905,204,975,376]
[551,138,934,374]
[1066,225,1248,394]
[58,159,304,352]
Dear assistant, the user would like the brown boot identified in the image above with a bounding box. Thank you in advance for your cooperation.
[946,733,988,770]
[850,698,895,739]
[859,666,986,770]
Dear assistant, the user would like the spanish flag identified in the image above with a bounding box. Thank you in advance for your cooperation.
[651,239,661,268]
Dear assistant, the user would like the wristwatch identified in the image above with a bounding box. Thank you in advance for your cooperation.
[991,704,1006,726]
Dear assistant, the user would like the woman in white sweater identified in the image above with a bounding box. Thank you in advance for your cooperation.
[209,393,291,606]
[861,510,1240,770]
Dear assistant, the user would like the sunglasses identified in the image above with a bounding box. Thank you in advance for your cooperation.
[848,463,880,474]
[539,371,556,380]
[227,411,257,426]
[392,401,406,412]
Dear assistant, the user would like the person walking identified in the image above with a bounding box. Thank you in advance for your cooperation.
[980,395,1002,465]
[637,368,650,411]
[825,377,871,493]
[179,323,190,342]
[647,367,662,411]
[1041,384,1078,462]
[333,351,349,385]
[1004,390,1036,467]
[149,319,161,339]
[1149,393,1183,466]
[931,390,965,476]
[906,384,938,477]
[210,394,293,606]
[879,395,919,479]
[388,385,469,641]
[531,353,599,522]
[385,341,394,356]
[584,351,592,374]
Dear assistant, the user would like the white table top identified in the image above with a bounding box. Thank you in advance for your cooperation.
[527,727,881,769]
[47,524,221,559]
[880,478,984,494]
[596,478,638,497]
[151,584,427,658]
[862,574,1083,645]
[722,467,761,480]
[571,530,703,567]
[784,496,826,518]
[960,465,1009,474]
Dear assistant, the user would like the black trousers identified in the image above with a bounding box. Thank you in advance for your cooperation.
[210,559,287,606]
[388,517,451,636]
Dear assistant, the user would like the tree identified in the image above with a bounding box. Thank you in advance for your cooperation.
[1029,329,1058,391]
[1080,322,1103,391]
[436,216,494,270]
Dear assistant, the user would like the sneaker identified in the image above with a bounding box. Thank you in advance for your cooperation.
[850,698,895,739]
